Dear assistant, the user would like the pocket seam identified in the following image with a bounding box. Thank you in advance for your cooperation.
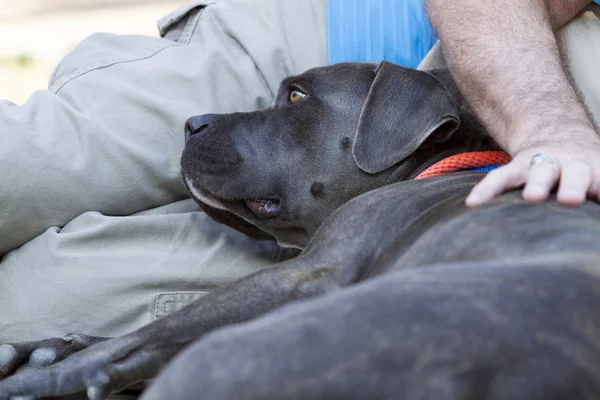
[154,291,209,320]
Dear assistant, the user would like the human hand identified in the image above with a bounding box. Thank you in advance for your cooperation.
[465,135,600,207]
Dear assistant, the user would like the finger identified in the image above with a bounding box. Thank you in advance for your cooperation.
[522,162,560,202]
[465,162,527,207]
[0,345,30,380]
[0,345,17,379]
[85,371,112,400]
[14,349,57,376]
[587,163,600,203]
[0,363,67,400]
[556,161,592,206]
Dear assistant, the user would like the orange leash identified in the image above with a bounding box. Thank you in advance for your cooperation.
[414,151,512,180]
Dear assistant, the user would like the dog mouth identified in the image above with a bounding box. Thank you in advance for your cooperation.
[183,174,282,219]
[244,197,281,219]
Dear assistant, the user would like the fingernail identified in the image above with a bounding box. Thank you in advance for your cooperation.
[28,348,56,367]
[523,191,546,202]
[558,192,584,205]
[465,195,481,207]
[0,345,17,366]
[87,386,105,400]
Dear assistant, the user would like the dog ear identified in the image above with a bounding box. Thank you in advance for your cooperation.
[352,61,460,174]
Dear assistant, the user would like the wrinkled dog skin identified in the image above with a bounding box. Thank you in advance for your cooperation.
[1,62,600,400]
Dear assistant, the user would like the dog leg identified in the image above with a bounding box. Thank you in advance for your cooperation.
[0,254,361,400]
[0,335,107,379]
[140,260,600,400]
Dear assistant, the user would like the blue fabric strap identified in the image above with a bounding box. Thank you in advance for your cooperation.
[468,165,503,173]
[327,0,437,68]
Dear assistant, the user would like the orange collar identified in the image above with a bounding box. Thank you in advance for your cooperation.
[414,151,511,180]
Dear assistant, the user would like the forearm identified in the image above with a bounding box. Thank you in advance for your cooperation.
[425,0,597,154]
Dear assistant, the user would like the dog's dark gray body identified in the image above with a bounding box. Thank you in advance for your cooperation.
[1,62,600,400]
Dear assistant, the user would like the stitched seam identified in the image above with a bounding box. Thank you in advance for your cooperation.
[52,42,182,94]
[51,3,212,93]
[158,1,216,35]
[162,300,189,316]
[154,292,208,319]
[178,7,206,44]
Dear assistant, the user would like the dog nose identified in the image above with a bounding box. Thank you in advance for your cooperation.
[185,114,221,140]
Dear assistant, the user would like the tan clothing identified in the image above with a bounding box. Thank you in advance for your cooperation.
[0,0,327,341]
[0,0,598,343]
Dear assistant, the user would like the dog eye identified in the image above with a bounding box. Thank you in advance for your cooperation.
[289,89,306,104]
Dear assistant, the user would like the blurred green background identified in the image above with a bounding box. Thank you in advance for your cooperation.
[0,0,185,104]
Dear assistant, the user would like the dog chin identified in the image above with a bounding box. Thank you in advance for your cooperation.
[182,175,229,211]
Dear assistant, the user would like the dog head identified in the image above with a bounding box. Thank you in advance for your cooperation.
[181,61,495,248]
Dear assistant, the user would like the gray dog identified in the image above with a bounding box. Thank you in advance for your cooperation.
[1,61,600,400]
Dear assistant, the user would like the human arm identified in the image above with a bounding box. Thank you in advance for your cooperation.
[425,0,600,206]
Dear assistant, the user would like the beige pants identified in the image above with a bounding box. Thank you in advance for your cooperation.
[1,0,598,343]
[0,0,328,342]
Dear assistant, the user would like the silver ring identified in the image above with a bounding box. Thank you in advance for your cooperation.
[529,152,556,168]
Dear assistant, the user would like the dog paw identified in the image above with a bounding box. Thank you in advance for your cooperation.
[0,334,106,381]
[0,332,182,400]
